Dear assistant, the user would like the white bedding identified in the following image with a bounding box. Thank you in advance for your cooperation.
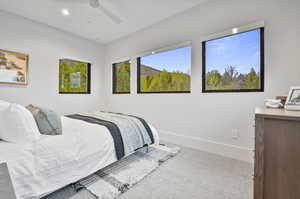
[0,116,159,199]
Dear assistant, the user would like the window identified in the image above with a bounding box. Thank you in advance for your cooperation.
[137,46,191,93]
[202,27,264,92]
[112,60,130,94]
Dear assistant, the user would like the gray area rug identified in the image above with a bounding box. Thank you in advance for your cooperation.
[43,145,180,199]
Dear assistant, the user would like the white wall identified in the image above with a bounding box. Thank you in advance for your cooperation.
[104,0,300,162]
[0,11,105,114]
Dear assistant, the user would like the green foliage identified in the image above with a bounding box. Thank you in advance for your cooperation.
[206,66,260,90]
[206,70,222,89]
[115,61,130,93]
[244,68,260,89]
[59,60,89,93]
[140,67,190,92]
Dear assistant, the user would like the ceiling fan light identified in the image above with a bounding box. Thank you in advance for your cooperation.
[61,9,70,16]
[232,28,239,34]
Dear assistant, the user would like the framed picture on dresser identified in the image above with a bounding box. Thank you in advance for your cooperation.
[285,86,300,111]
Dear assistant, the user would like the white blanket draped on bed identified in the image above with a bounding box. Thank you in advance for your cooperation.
[0,116,159,199]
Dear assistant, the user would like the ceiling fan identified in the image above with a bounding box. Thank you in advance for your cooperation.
[57,0,123,24]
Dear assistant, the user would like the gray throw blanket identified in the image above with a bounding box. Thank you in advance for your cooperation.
[67,111,154,160]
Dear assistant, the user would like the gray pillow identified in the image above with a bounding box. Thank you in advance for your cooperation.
[26,105,62,135]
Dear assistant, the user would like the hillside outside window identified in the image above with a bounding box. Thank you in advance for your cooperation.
[137,46,191,93]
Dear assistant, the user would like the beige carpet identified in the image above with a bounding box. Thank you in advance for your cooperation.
[119,143,253,199]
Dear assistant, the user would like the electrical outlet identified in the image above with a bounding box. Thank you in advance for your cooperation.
[232,129,240,140]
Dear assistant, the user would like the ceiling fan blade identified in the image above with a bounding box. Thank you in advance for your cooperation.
[97,4,123,24]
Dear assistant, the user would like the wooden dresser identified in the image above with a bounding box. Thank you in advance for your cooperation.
[254,108,300,199]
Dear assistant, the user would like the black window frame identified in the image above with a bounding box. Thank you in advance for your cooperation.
[137,47,192,94]
[202,27,265,93]
[112,60,131,94]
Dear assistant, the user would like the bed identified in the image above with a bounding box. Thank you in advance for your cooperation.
[0,115,159,199]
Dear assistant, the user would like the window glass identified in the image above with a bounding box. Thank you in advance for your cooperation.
[203,28,264,92]
[138,46,191,93]
[113,60,130,93]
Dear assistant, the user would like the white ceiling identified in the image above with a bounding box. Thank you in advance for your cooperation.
[0,0,208,44]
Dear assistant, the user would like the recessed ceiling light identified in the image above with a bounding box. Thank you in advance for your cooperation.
[232,28,238,34]
[61,9,70,16]
[151,51,155,54]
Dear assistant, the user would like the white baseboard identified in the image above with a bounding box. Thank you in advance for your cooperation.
[158,130,253,163]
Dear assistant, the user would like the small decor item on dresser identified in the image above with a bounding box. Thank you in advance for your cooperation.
[276,96,287,107]
[26,105,62,135]
[285,86,300,111]
[264,99,283,109]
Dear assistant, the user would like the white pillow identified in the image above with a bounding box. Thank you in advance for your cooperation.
[0,100,10,110]
[0,103,41,144]
[0,100,13,140]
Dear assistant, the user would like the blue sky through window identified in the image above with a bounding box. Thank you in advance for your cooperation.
[141,46,191,74]
[205,29,261,74]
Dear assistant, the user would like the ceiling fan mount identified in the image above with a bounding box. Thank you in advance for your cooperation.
[58,0,123,24]
[89,0,100,8]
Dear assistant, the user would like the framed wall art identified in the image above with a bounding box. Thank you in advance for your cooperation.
[0,49,29,85]
[59,59,91,94]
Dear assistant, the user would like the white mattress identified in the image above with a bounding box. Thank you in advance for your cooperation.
[0,116,159,199]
